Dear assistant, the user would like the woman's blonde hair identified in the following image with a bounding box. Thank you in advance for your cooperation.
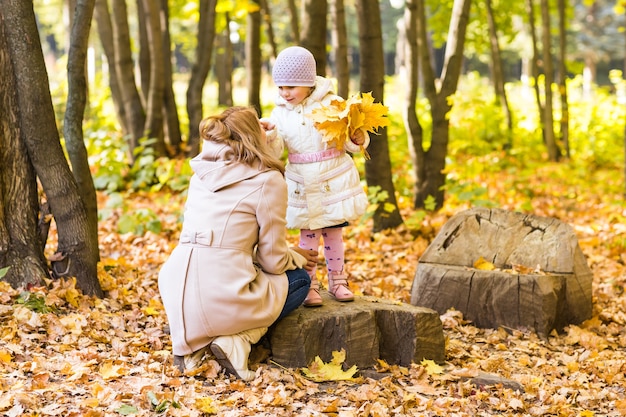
[199,107,284,174]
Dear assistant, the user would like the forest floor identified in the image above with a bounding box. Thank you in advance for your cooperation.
[1,161,625,416]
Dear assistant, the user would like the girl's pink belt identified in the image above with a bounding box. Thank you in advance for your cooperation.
[288,148,343,164]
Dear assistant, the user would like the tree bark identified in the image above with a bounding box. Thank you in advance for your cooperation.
[414,0,472,210]
[111,0,146,160]
[540,0,559,161]
[216,12,233,107]
[287,0,300,43]
[485,0,513,149]
[140,0,168,158]
[93,0,127,136]
[330,0,349,98]
[402,0,425,201]
[0,15,50,289]
[185,0,217,156]
[1,0,103,297]
[525,0,547,143]
[160,0,182,154]
[63,0,100,265]
[246,0,262,115]
[355,0,403,232]
[557,0,569,158]
[300,0,327,75]
[259,0,277,59]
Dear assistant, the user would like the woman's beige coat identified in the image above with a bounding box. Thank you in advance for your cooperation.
[158,141,307,356]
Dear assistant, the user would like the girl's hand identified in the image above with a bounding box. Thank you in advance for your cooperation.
[260,118,275,131]
[350,128,365,146]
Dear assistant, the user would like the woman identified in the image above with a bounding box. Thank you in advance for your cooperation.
[158,107,317,381]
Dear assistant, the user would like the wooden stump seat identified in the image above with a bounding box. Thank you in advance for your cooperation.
[410,207,593,337]
[269,293,446,369]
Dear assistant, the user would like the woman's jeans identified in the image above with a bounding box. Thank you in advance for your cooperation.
[276,268,311,321]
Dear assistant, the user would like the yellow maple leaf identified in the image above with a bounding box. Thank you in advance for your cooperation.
[99,361,126,380]
[474,256,495,270]
[421,359,444,375]
[0,350,12,363]
[308,92,388,155]
[195,397,218,414]
[300,349,359,382]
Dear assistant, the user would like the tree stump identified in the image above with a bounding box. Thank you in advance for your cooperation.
[410,207,593,337]
[269,293,445,369]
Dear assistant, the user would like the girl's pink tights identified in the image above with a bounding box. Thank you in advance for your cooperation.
[298,227,344,277]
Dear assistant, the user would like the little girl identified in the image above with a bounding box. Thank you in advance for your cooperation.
[262,46,370,307]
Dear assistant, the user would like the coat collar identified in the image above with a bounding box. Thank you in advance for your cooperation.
[189,141,270,192]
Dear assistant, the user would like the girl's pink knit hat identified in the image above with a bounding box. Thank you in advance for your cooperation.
[272,46,317,87]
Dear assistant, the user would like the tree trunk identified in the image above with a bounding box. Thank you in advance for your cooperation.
[402,0,425,200]
[540,0,559,161]
[557,0,569,158]
[159,0,182,154]
[414,0,472,210]
[1,0,103,297]
[330,0,349,98]
[0,17,50,289]
[355,0,403,232]
[111,0,146,161]
[93,0,127,136]
[136,0,150,104]
[217,12,233,107]
[300,0,327,75]
[185,0,217,156]
[259,0,277,59]
[287,0,300,43]
[525,0,547,148]
[63,0,100,265]
[140,0,168,158]
[246,0,262,115]
[485,0,513,149]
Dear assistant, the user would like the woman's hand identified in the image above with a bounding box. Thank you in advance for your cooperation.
[292,247,318,272]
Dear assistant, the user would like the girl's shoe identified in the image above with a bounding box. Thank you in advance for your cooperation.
[303,278,323,307]
[328,272,354,302]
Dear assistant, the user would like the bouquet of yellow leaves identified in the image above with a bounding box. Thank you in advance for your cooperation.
[308,91,389,159]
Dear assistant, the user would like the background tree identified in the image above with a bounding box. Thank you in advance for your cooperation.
[0,16,49,290]
[413,0,472,209]
[356,0,403,231]
[0,0,102,297]
[111,0,147,161]
[301,0,327,75]
[246,0,262,114]
[63,0,99,264]
[330,0,350,98]
[185,0,217,156]
[540,0,559,161]
[557,0,570,158]
[484,0,513,149]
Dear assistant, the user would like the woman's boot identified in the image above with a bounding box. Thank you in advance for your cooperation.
[210,327,268,381]
[174,345,213,372]
[303,276,323,307]
[328,271,354,302]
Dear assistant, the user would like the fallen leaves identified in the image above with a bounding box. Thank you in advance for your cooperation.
[0,175,624,416]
